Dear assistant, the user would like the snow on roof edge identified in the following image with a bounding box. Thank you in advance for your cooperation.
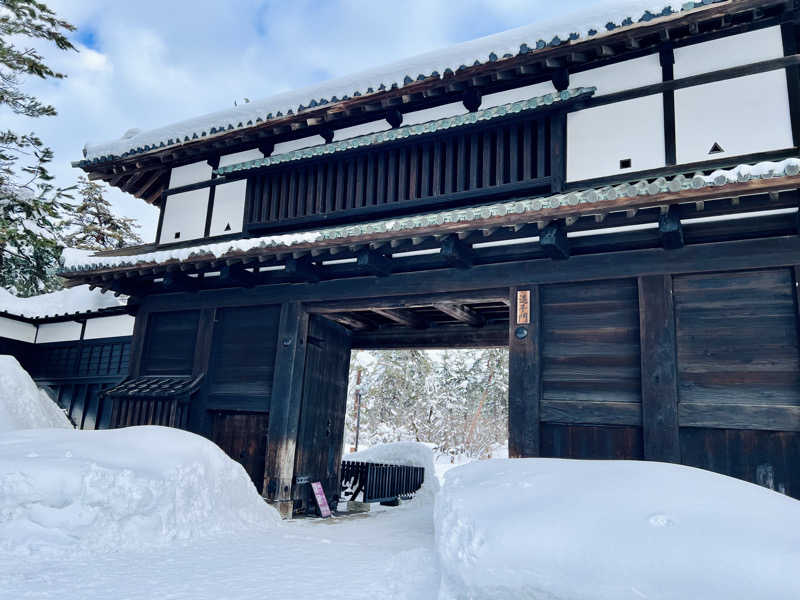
[61,157,800,275]
[0,285,127,320]
[78,1,721,165]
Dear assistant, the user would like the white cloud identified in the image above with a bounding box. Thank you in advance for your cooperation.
[4,0,595,241]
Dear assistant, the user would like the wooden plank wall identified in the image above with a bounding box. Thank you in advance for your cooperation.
[512,269,800,496]
[206,305,281,412]
[211,412,269,492]
[293,315,352,510]
[539,279,643,433]
[29,337,132,430]
[673,268,800,496]
[246,115,552,227]
[141,310,200,375]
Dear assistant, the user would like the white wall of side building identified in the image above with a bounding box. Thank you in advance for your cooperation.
[83,315,135,340]
[35,321,83,344]
[0,316,37,343]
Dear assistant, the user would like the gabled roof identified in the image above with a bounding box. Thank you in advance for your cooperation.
[61,157,800,278]
[76,1,725,166]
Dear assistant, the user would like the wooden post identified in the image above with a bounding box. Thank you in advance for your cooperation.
[264,302,309,518]
[638,275,681,463]
[128,308,149,377]
[187,308,216,435]
[508,286,542,457]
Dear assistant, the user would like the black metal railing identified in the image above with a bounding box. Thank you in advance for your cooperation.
[340,460,425,503]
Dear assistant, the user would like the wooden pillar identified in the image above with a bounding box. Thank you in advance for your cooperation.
[638,275,681,463]
[508,286,542,458]
[187,307,216,435]
[264,302,309,517]
[127,307,149,377]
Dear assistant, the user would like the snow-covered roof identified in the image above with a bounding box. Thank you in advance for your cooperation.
[0,285,126,320]
[61,157,800,275]
[78,1,722,165]
[217,87,595,176]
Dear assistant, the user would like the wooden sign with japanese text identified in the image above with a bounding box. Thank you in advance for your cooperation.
[311,481,332,518]
[516,290,531,324]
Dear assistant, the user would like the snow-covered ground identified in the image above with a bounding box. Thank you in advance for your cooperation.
[435,459,800,600]
[0,362,797,600]
[0,429,438,599]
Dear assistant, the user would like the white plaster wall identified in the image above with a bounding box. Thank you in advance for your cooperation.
[401,101,467,126]
[333,119,391,141]
[674,26,784,79]
[0,316,36,343]
[36,321,82,344]
[567,94,665,182]
[209,180,247,236]
[168,160,213,189]
[675,70,793,164]
[273,135,325,155]
[83,315,135,339]
[480,81,556,109]
[159,188,209,243]
[571,53,662,95]
[218,148,263,168]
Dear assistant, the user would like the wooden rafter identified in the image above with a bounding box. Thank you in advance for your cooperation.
[370,308,429,329]
[432,303,485,327]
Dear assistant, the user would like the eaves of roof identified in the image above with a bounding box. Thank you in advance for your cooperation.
[216,87,595,176]
[61,157,800,279]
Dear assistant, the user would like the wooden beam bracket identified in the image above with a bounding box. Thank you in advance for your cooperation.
[540,219,570,260]
[658,205,684,249]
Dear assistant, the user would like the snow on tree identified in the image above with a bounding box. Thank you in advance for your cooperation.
[0,0,76,295]
[346,348,509,460]
[64,176,142,250]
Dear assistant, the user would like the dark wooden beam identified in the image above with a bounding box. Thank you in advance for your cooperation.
[162,272,200,292]
[371,308,428,329]
[352,322,507,349]
[326,312,375,331]
[305,289,509,313]
[285,256,320,282]
[264,303,309,517]
[440,234,474,269]
[219,263,258,287]
[658,205,684,249]
[432,302,485,327]
[508,286,542,458]
[638,275,681,463]
[356,248,392,277]
[540,220,569,260]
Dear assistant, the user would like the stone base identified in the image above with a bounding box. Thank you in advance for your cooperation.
[346,500,371,513]
[268,500,295,520]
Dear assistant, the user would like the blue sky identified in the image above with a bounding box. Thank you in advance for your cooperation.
[9,0,608,240]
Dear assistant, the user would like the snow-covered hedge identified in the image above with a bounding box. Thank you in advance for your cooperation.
[435,458,800,600]
[346,441,440,502]
[0,426,280,555]
[0,356,72,432]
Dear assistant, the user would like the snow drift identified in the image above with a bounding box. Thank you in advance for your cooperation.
[435,459,800,600]
[346,441,440,501]
[0,356,72,432]
[0,426,280,555]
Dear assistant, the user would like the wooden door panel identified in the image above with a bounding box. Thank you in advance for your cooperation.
[211,411,269,493]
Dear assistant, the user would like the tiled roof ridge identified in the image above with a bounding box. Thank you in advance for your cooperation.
[77,1,723,166]
[216,87,596,176]
[61,156,800,275]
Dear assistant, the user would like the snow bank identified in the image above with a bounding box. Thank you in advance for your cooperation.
[347,441,440,501]
[435,459,800,600]
[0,356,72,432]
[0,284,124,318]
[0,426,280,555]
